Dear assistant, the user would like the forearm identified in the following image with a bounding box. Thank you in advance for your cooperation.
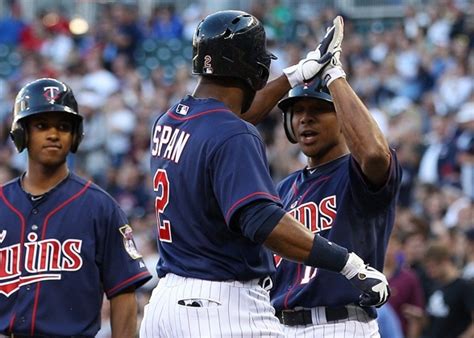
[110,290,138,338]
[264,213,315,262]
[243,75,291,125]
[264,213,347,272]
[328,78,391,185]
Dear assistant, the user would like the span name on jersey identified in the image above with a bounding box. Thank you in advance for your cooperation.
[0,232,83,297]
[151,124,190,163]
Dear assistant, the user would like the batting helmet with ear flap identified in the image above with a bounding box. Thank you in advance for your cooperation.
[192,10,277,91]
[277,78,334,143]
[10,78,84,153]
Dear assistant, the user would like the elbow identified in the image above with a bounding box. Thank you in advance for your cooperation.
[367,147,390,165]
[363,134,390,165]
[362,147,391,174]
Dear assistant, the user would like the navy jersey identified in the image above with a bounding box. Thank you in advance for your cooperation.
[0,173,151,336]
[271,150,402,311]
[150,96,281,281]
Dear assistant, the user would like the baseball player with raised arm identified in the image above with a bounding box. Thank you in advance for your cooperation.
[271,16,402,337]
[140,10,390,338]
[0,78,152,337]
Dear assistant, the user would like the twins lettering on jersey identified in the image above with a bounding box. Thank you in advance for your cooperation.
[0,232,82,297]
[275,195,337,271]
[289,196,337,233]
[151,124,190,163]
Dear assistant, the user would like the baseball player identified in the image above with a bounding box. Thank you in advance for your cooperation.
[140,11,390,337]
[0,78,152,337]
[270,16,402,337]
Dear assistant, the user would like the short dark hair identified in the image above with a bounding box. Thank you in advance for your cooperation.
[424,241,453,262]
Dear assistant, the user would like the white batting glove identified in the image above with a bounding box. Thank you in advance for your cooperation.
[283,16,344,87]
[321,16,346,87]
[341,253,390,308]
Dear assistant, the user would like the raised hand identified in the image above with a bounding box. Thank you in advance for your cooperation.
[283,16,344,87]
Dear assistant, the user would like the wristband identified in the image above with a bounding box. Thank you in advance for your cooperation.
[304,234,349,272]
[323,67,346,87]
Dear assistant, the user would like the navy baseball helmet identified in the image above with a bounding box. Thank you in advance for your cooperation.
[10,78,84,153]
[192,10,277,91]
[277,78,334,143]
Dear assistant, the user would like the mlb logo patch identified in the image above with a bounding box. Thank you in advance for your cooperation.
[176,104,189,116]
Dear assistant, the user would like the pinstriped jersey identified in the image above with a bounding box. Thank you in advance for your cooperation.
[271,150,402,312]
[150,96,281,281]
[0,173,151,336]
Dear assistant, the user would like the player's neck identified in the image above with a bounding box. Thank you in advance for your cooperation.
[193,77,245,115]
[307,149,350,170]
[22,164,69,196]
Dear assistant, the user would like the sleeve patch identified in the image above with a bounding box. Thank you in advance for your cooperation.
[119,224,143,259]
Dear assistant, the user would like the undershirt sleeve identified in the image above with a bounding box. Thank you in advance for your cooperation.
[231,200,286,243]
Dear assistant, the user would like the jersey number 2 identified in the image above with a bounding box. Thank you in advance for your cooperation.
[153,169,172,242]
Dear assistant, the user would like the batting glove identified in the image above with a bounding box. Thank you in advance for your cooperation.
[283,16,344,88]
[341,253,390,308]
[321,16,346,87]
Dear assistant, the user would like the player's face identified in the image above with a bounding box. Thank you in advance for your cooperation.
[26,112,74,167]
[291,98,344,165]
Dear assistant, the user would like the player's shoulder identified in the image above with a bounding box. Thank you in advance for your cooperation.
[276,170,301,192]
[0,177,21,193]
[279,170,300,185]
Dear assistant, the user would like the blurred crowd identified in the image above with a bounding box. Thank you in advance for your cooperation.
[0,0,473,337]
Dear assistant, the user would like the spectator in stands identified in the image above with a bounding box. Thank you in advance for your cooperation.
[418,113,460,187]
[384,233,425,338]
[149,5,183,40]
[400,228,437,303]
[108,3,144,65]
[424,241,474,338]
[74,89,108,183]
[463,229,474,280]
[81,48,120,100]
[40,10,74,70]
[0,0,26,45]
[455,100,474,199]
[103,92,136,167]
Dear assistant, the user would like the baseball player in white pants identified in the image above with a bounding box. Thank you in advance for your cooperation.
[142,9,390,338]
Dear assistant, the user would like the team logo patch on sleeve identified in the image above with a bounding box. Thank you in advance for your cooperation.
[119,225,143,259]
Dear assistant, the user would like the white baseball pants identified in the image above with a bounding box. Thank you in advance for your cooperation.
[139,273,284,337]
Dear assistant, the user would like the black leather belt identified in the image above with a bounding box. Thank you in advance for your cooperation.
[276,306,349,326]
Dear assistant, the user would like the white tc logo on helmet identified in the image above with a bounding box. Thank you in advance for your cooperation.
[43,86,60,103]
